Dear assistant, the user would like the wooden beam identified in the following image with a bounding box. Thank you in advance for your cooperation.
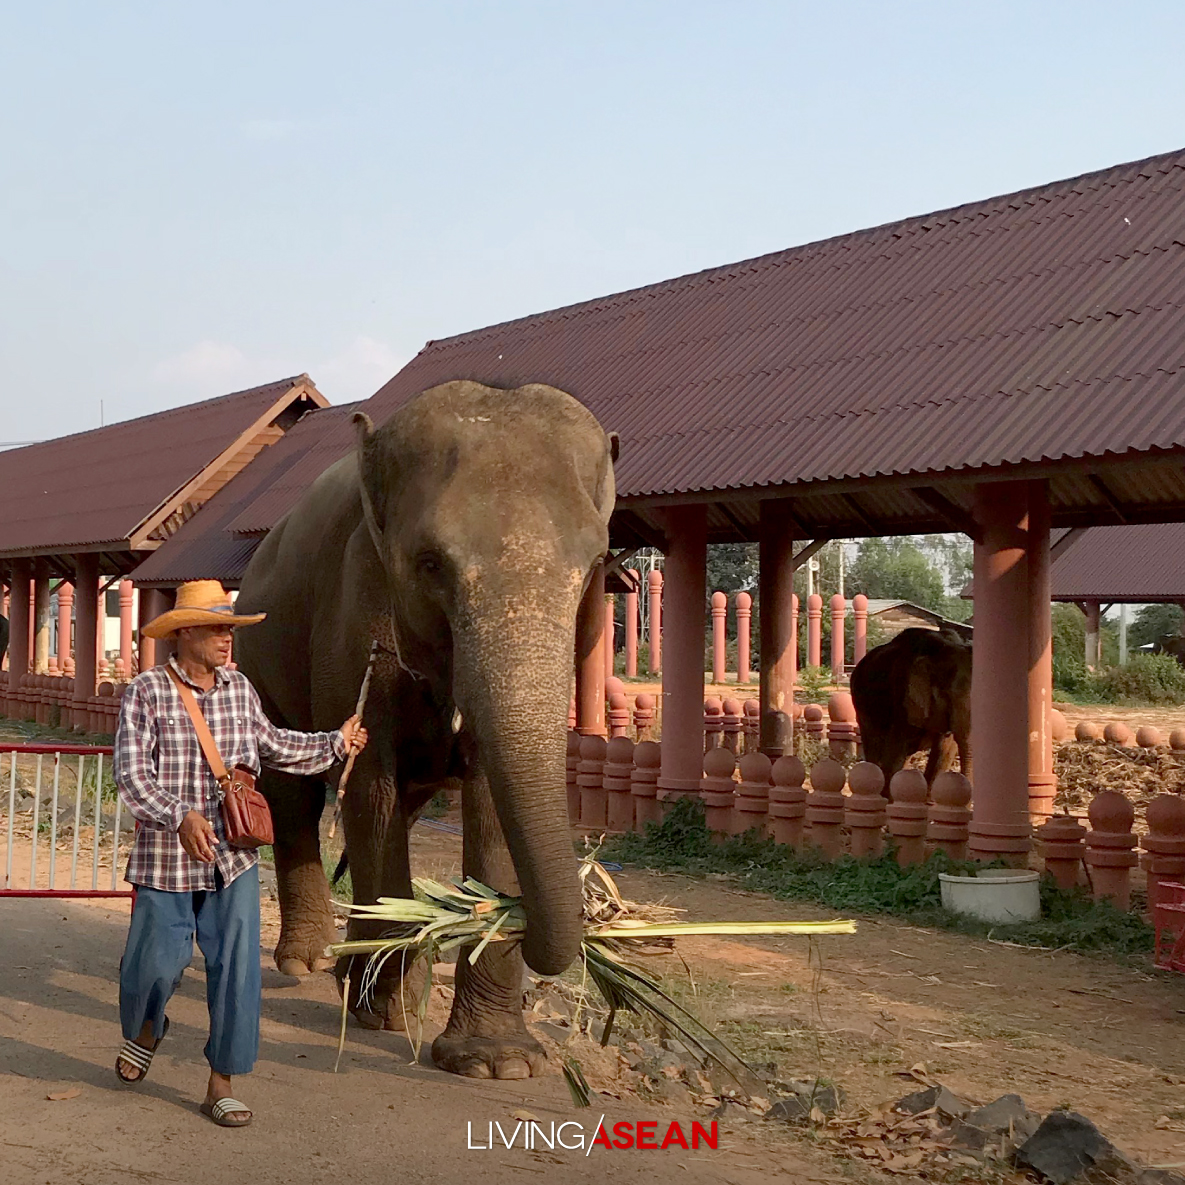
[791,539,829,568]
[1050,526,1088,562]
[1087,474,1129,524]
[603,547,641,583]
[714,501,750,538]
[841,493,883,535]
[912,487,983,543]
[610,510,668,553]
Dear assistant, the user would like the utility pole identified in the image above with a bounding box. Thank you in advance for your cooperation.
[1119,604,1129,666]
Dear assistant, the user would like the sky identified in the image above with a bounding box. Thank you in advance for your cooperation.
[3,1,1185,443]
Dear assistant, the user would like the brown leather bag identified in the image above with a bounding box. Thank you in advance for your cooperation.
[167,667,274,849]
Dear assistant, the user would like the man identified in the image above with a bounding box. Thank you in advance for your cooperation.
[113,581,367,1128]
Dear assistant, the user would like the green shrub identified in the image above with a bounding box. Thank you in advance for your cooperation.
[795,665,831,704]
[1094,652,1185,705]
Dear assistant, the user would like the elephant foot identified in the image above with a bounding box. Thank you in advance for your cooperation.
[431,1029,545,1080]
[277,955,334,978]
[339,955,426,1032]
[274,933,334,977]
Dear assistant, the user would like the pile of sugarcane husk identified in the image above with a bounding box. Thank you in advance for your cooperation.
[329,855,854,1095]
[1054,741,1185,826]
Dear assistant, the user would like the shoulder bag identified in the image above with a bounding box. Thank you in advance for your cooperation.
[166,666,274,849]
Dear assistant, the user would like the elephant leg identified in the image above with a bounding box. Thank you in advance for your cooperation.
[335,747,422,1032]
[431,763,543,1081]
[266,770,335,976]
[924,734,959,786]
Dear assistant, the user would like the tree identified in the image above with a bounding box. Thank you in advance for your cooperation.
[846,537,946,611]
[1128,603,1185,650]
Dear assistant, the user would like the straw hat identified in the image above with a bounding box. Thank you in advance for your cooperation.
[141,581,266,639]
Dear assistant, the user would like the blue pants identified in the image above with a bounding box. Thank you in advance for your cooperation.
[120,866,260,1076]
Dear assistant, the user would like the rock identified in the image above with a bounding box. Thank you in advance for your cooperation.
[765,1080,844,1123]
[648,1077,691,1105]
[766,1096,810,1123]
[533,1021,572,1045]
[1016,1111,1135,1184]
[15,794,35,813]
[894,1084,970,1120]
[964,1093,1040,1142]
[661,1037,703,1065]
[710,1099,751,1123]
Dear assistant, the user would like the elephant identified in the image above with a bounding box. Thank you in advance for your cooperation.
[234,380,616,1080]
[849,627,972,790]
[0,615,8,665]
[1152,635,1185,667]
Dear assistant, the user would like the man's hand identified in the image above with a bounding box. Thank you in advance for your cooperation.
[340,714,369,757]
[179,810,217,863]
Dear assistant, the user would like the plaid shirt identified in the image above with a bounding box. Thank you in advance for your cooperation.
[114,659,346,892]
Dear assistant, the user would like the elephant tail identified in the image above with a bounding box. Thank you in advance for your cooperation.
[331,850,349,885]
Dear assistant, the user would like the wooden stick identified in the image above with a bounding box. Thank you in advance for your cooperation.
[328,640,379,841]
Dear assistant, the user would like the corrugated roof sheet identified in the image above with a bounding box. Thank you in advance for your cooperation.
[0,376,319,556]
[355,147,1185,500]
[1050,524,1185,602]
[130,403,361,585]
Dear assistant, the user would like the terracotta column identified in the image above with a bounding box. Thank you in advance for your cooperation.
[736,591,752,683]
[624,569,639,677]
[830,593,845,682]
[647,569,662,672]
[1083,601,1100,669]
[807,593,823,668]
[138,587,167,670]
[758,500,797,758]
[118,579,134,678]
[72,554,99,718]
[853,593,868,663]
[32,563,52,673]
[655,505,707,806]
[968,483,1031,864]
[711,591,727,683]
[1026,481,1055,824]
[56,581,73,673]
[6,559,32,695]
[603,594,615,681]
[575,560,607,736]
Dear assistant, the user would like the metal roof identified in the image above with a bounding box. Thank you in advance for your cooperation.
[129,403,361,586]
[1050,524,1185,603]
[0,376,325,563]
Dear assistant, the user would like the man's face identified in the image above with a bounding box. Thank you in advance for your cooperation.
[176,624,234,668]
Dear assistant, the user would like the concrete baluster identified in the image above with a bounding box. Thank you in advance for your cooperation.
[630,741,662,829]
[805,759,847,859]
[647,569,662,672]
[119,579,134,681]
[633,693,656,741]
[607,692,631,738]
[1140,795,1185,913]
[1050,709,1068,743]
[830,593,846,682]
[845,761,886,859]
[1170,728,1185,753]
[742,698,759,753]
[1084,791,1138,911]
[853,593,868,663]
[807,593,822,668]
[1037,813,1087,892]
[928,771,973,861]
[603,736,636,833]
[768,755,807,848]
[803,703,825,740]
[577,735,609,831]
[1136,725,1162,749]
[733,752,771,837]
[566,730,581,823]
[703,697,723,751]
[701,748,737,841]
[721,697,743,754]
[887,769,929,866]
[826,691,857,760]
[1104,721,1134,746]
[1076,721,1101,742]
[624,569,640,677]
[735,591,752,683]
[711,592,728,684]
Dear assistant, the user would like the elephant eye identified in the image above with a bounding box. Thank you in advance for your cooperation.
[416,550,443,577]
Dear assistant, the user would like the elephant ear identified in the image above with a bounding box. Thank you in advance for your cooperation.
[905,657,935,729]
[352,412,386,558]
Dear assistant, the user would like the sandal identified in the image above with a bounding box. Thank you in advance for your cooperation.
[200,1097,253,1128]
[115,1017,170,1084]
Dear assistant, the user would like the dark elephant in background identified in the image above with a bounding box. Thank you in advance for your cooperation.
[235,380,616,1080]
[0,615,8,665]
[849,627,972,790]
[1153,635,1185,666]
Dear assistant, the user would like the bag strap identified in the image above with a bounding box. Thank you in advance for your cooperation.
[165,665,231,788]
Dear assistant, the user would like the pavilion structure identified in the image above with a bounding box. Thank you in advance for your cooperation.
[67,145,1185,862]
[0,376,327,723]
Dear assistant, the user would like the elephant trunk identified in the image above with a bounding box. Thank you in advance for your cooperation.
[454,626,581,977]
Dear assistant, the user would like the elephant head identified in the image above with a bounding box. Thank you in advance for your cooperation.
[353,381,616,975]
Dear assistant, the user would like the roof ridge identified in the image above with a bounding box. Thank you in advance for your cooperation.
[401,148,1185,355]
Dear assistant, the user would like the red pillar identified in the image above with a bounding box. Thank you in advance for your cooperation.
[119,579,134,679]
[830,593,846,682]
[711,591,727,683]
[807,593,822,668]
[655,506,707,806]
[1027,482,1055,824]
[603,594,615,681]
[647,570,662,672]
[853,593,868,663]
[759,501,797,757]
[137,587,174,670]
[736,591,752,683]
[624,569,639,677]
[56,580,74,674]
[72,555,99,721]
[32,563,51,673]
[968,483,1032,864]
[6,559,32,696]
[575,561,606,736]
